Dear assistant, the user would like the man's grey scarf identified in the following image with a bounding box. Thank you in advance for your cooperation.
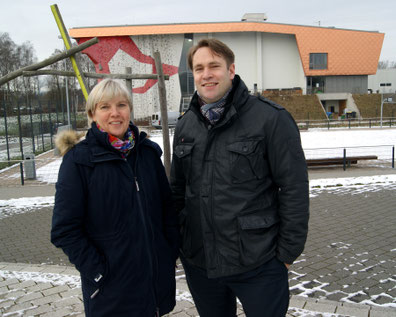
[198,86,232,125]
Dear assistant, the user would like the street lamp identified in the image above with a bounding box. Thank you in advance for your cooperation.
[59,36,71,127]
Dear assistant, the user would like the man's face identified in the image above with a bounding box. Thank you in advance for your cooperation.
[192,47,235,104]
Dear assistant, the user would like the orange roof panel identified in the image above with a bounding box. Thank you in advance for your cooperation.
[70,22,384,76]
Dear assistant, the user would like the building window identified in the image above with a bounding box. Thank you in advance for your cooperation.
[309,53,328,70]
[178,34,195,112]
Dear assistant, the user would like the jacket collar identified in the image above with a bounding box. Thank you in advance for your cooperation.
[87,122,143,163]
[189,75,249,128]
[85,123,162,163]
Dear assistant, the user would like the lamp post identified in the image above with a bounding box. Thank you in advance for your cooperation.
[59,36,71,127]
[380,83,393,128]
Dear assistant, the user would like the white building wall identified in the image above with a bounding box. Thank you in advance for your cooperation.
[211,33,259,92]
[261,33,306,93]
[368,69,396,93]
[194,32,306,93]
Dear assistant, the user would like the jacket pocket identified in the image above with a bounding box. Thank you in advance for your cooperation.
[237,209,279,266]
[175,144,194,184]
[227,140,265,184]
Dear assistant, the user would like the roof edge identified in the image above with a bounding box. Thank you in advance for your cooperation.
[69,20,382,36]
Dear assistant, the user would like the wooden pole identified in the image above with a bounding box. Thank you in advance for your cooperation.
[154,51,171,179]
[51,4,90,100]
[125,67,135,122]
[22,69,169,80]
[0,37,98,86]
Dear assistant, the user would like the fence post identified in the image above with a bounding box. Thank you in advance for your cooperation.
[16,96,24,159]
[369,119,371,128]
[348,119,351,129]
[327,120,330,130]
[2,96,11,163]
[28,93,36,153]
[48,110,53,149]
[38,94,45,151]
[343,148,346,171]
[20,162,24,186]
[392,146,394,169]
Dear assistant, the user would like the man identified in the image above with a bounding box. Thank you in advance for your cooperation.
[170,38,309,317]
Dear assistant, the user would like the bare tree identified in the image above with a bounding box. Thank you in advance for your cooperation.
[378,60,396,69]
[0,32,18,106]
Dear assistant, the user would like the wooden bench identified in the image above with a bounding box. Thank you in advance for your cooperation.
[306,155,378,167]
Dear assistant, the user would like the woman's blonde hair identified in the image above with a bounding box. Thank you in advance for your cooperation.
[86,78,133,124]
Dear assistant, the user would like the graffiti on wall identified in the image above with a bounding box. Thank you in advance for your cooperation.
[78,35,183,118]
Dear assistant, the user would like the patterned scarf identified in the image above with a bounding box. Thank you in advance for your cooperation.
[198,86,232,125]
[96,123,135,158]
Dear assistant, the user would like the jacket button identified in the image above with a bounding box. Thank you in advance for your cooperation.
[243,146,248,152]
[180,150,184,155]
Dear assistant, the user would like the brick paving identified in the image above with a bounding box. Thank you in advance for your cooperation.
[0,166,396,316]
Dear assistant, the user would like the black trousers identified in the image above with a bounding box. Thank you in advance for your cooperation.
[181,257,289,317]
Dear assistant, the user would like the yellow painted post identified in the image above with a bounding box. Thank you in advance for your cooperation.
[50,4,90,100]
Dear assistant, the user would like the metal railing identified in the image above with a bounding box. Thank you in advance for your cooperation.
[304,145,395,170]
[297,117,395,130]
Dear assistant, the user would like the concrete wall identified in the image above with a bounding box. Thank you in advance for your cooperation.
[318,93,361,118]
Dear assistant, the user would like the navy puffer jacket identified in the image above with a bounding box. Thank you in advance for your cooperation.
[51,123,179,316]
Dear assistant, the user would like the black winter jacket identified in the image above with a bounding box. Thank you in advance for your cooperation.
[170,75,309,278]
[51,123,179,316]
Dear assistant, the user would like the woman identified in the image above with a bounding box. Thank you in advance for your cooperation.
[51,79,179,316]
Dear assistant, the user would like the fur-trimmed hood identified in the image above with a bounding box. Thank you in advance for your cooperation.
[55,125,162,158]
[55,130,86,156]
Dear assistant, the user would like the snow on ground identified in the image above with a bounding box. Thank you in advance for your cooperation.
[301,128,396,149]
[0,269,81,289]
[309,174,396,197]
[1,174,395,220]
[0,196,54,220]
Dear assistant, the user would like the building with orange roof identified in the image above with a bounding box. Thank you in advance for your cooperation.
[70,14,384,119]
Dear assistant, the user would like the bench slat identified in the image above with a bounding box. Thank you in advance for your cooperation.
[306,155,378,166]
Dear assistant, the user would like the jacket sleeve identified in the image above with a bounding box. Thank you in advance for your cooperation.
[266,109,309,264]
[51,150,107,286]
[156,154,180,260]
[170,127,186,214]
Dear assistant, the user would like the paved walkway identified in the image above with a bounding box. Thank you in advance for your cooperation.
[0,164,396,316]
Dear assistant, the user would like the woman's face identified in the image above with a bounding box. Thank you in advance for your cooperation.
[92,96,131,139]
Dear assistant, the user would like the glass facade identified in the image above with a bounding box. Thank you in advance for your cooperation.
[178,34,195,112]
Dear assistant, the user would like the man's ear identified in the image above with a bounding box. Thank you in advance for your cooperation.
[229,63,235,80]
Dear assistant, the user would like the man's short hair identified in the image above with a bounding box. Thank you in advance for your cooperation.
[187,38,235,70]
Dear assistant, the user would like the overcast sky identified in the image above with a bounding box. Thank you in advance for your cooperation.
[1,0,395,63]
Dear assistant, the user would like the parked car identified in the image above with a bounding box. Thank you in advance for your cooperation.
[151,111,179,129]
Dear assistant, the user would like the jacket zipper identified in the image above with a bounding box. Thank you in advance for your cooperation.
[128,154,160,314]
[203,115,235,274]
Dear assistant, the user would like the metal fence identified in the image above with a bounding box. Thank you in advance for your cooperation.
[297,117,395,130]
[304,145,395,170]
[1,97,87,166]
